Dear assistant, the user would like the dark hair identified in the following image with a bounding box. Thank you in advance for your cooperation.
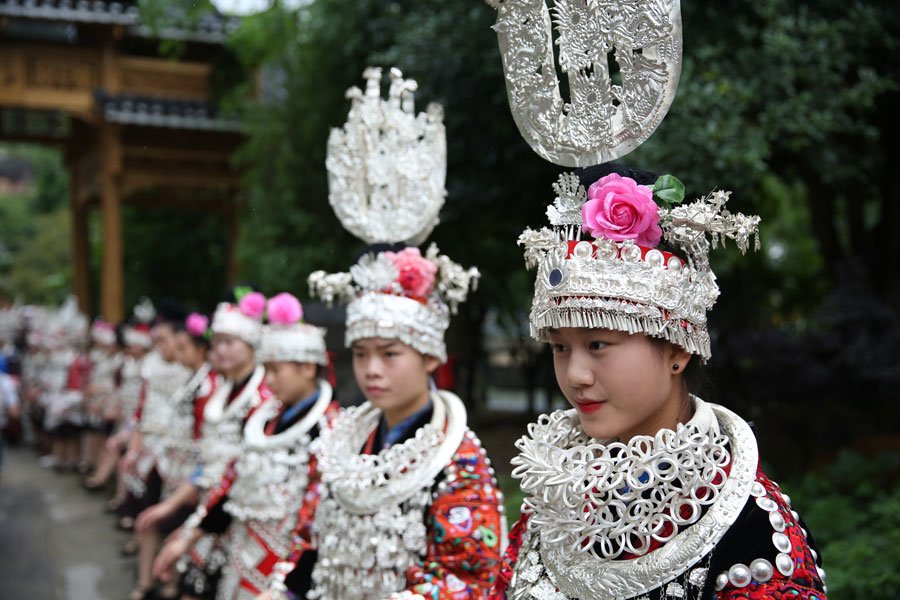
[172,318,211,350]
[155,298,187,327]
[575,162,659,189]
[115,323,127,349]
[648,336,709,398]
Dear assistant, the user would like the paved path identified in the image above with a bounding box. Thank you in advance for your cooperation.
[0,445,135,600]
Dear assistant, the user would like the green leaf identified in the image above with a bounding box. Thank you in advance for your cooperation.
[653,174,686,205]
[233,285,254,302]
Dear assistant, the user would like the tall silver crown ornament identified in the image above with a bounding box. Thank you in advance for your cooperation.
[481,3,822,600]
[303,68,499,600]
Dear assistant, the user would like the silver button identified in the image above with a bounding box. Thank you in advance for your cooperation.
[727,564,752,588]
[749,558,774,583]
[714,572,728,591]
[772,532,792,553]
[776,552,795,577]
[769,510,786,532]
[756,497,777,512]
[750,482,766,497]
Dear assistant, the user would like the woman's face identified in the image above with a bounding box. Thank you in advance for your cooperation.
[351,338,439,416]
[154,323,179,363]
[548,327,690,441]
[211,333,255,377]
[264,361,317,404]
[174,331,206,370]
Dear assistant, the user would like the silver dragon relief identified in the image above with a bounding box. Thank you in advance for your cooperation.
[486,0,683,166]
[326,66,447,245]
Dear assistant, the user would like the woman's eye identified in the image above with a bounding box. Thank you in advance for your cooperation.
[550,343,568,353]
[588,341,608,351]
[384,351,398,358]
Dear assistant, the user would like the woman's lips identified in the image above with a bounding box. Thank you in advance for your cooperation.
[365,385,387,395]
[574,397,606,414]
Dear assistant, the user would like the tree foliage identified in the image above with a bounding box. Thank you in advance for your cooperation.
[0,144,71,304]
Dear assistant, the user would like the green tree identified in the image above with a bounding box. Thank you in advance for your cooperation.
[7,207,72,304]
[0,144,71,303]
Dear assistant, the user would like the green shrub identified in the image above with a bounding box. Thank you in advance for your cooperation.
[784,449,900,598]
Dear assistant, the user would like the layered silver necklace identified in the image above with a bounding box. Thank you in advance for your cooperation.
[218,380,335,600]
[195,364,266,490]
[508,398,757,599]
[308,391,467,600]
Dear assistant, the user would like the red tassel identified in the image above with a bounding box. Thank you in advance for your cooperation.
[326,350,337,388]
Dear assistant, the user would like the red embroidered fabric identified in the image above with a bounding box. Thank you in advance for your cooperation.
[403,432,504,599]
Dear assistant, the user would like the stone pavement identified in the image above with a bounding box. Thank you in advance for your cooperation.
[0,445,135,600]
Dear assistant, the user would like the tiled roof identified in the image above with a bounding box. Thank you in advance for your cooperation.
[94,91,242,132]
[0,0,238,43]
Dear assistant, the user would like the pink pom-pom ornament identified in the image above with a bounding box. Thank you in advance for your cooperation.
[266,293,303,325]
[238,291,267,319]
[186,313,209,337]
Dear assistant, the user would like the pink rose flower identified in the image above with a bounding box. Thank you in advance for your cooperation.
[267,292,303,325]
[186,313,209,337]
[384,247,438,298]
[582,173,662,247]
[238,291,266,320]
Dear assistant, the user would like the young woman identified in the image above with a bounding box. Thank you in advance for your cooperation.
[131,313,221,600]
[89,322,153,504]
[121,312,194,600]
[256,244,504,600]
[156,292,340,600]
[490,166,827,600]
[81,318,123,479]
[153,293,271,600]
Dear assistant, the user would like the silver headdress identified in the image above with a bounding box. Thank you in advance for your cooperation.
[309,244,478,363]
[258,293,328,366]
[520,175,759,360]
[488,0,759,360]
[309,68,478,363]
[325,66,447,246]
[211,300,263,348]
[486,0,683,166]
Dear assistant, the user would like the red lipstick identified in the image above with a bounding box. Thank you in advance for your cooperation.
[574,397,606,414]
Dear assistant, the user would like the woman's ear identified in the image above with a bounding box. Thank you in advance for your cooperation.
[424,355,442,375]
[668,345,692,374]
[296,362,318,381]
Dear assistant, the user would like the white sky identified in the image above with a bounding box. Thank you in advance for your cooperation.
[209,0,308,16]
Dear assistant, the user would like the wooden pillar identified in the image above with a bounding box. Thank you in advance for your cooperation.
[68,166,90,314]
[99,124,123,323]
